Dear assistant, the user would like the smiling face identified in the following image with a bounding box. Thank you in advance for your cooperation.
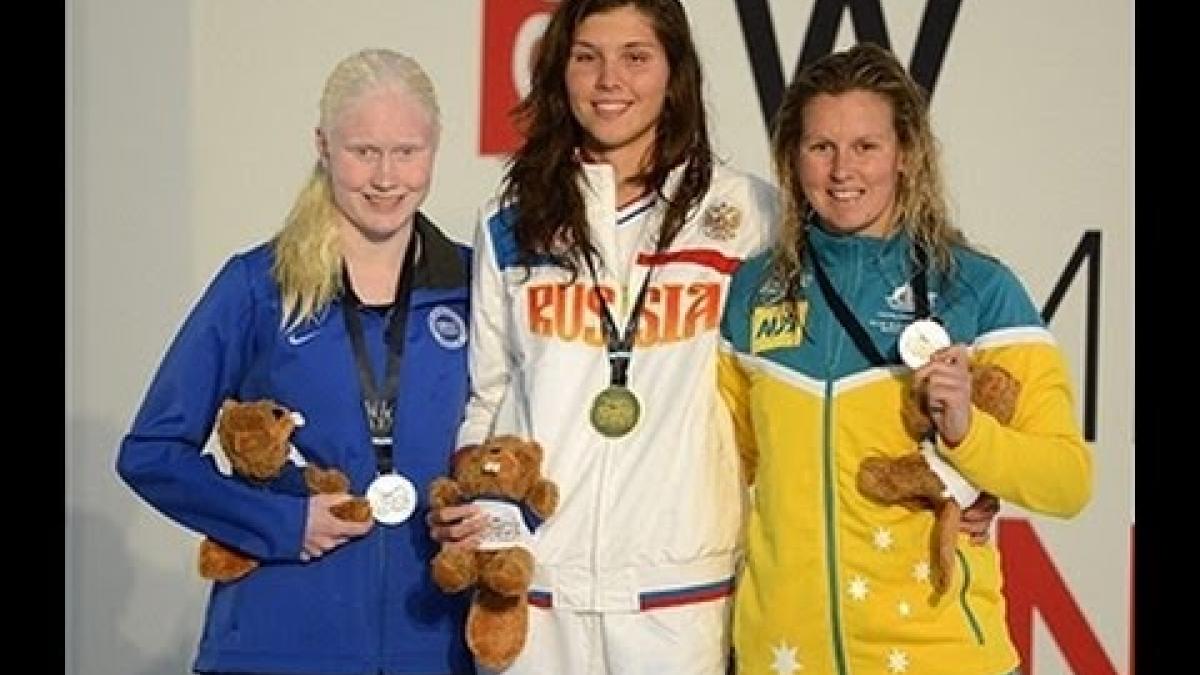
[318,87,437,243]
[565,5,669,172]
[796,89,905,238]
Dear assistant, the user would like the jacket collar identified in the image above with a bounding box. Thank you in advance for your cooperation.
[412,211,467,290]
[575,155,689,204]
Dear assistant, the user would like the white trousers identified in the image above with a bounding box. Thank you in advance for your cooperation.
[479,597,732,675]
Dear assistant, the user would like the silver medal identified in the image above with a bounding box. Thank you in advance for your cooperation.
[898,319,951,369]
[365,473,417,525]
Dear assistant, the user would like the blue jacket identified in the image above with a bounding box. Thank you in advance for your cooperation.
[117,213,475,674]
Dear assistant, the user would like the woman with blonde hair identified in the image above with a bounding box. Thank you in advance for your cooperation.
[118,48,475,674]
[718,42,1092,674]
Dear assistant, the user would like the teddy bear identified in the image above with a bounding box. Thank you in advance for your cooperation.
[428,435,559,671]
[197,399,373,582]
[856,363,1020,595]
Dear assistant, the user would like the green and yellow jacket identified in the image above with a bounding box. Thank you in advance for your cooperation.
[718,225,1092,675]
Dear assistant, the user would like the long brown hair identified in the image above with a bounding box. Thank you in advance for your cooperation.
[502,0,712,274]
[768,42,968,297]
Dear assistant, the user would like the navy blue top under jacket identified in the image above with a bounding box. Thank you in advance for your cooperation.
[117,213,475,674]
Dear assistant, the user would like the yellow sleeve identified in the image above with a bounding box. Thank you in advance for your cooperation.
[940,341,1093,517]
[718,341,758,486]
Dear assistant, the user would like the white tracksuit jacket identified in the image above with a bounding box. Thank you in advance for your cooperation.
[458,161,778,613]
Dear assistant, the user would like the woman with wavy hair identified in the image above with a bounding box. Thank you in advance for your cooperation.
[718,42,1092,674]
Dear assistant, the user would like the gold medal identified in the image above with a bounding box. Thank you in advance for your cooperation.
[590,385,641,438]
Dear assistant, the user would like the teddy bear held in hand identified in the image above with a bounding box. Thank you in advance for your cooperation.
[856,363,1019,595]
[429,435,559,671]
[198,399,373,582]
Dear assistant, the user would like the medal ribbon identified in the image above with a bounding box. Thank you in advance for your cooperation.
[341,234,419,476]
[806,232,933,368]
[910,244,932,320]
[582,252,655,388]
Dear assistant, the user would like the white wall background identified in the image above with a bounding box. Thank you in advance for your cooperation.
[67,1,1132,673]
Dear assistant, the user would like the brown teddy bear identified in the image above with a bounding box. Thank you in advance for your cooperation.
[198,399,373,582]
[428,435,559,671]
[857,363,1020,595]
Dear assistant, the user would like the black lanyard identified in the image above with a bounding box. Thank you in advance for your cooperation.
[582,252,655,388]
[341,238,418,475]
[807,235,932,368]
[911,245,932,320]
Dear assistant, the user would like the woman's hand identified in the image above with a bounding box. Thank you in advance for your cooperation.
[914,344,973,446]
[959,492,1000,544]
[427,503,487,551]
[300,493,374,561]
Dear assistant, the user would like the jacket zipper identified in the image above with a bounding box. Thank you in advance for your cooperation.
[822,376,849,675]
[821,243,869,675]
[955,548,985,645]
[821,247,851,675]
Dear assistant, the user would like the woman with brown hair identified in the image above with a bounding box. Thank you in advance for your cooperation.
[435,1,777,672]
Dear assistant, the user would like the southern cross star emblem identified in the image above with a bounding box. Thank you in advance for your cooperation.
[770,640,802,674]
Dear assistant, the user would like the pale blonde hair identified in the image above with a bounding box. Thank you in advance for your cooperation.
[272,48,441,329]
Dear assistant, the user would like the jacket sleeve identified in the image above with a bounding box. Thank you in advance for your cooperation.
[938,268,1094,518]
[718,342,758,486]
[456,209,513,447]
[115,255,308,562]
[718,269,759,486]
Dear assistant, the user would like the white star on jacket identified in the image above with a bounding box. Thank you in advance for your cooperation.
[769,640,802,674]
